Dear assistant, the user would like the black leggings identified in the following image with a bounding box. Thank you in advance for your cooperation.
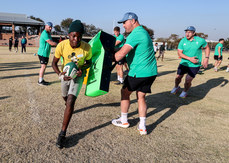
[21,45,26,53]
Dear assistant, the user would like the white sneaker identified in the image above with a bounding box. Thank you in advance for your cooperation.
[214,67,218,72]
[138,126,147,135]
[112,118,130,128]
[171,86,180,94]
[179,91,187,98]
[226,68,229,72]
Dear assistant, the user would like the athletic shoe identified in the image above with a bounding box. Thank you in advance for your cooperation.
[170,86,180,94]
[138,126,147,135]
[214,67,218,72]
[179,91,187,98]
[112,118,130,128]
[114,81,124,85]
[56,133,66,149]
[37,80,49,86]
[226,68,229,72]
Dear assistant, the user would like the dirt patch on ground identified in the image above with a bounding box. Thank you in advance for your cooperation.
[0,47,229,162]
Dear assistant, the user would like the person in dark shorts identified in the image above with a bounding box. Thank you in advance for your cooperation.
[37,22,57,86]
[171,26,210,98]
[111,12,158,135]
[14,37,19,52]
[9,36,13,52]
[114,26,125,84]
[213,38,224,72]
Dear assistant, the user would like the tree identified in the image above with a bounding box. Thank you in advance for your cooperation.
[196,32,208,39]
[27,16,44,35]
[54,25,62,33]
[83,23,102,36]
[224,38,229,50]
[61,18,73,32]
[29,15,44,23]
[142,25,154,40]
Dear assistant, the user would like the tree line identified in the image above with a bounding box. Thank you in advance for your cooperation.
[28,15,229,50]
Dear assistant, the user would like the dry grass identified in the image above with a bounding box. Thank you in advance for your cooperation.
[0,46,229,162]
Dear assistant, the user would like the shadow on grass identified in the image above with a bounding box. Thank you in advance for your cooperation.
[0,71,55,79]
[0,96,11,100]
[64,77,228,148]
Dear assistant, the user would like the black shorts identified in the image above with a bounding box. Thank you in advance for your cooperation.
[123,75,157,93]
[177,64,200,78]
[214,55,223,60]
[117,57,126,65]
[38,55,49,65]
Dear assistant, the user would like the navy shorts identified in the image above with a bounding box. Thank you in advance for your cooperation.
[38,55,49,65]
[177,64,200,78]
[214,55,223,60]
[123,75,157,93]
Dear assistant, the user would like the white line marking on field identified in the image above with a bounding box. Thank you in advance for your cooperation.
[24,73,41,124]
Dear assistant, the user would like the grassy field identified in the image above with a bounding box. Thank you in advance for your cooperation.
[0,46,229,162]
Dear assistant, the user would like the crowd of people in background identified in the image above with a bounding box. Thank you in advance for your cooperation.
[8,36,27,53]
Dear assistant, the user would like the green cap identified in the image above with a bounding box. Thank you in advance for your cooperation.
[68,20,84,34]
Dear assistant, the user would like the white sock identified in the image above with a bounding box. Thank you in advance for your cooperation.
[139,117,146,129]
[119,78,124,83]
[117,75,120,81]
[121,112,128,123]
[39,77,43,82]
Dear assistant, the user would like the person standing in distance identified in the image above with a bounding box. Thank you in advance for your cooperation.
[157,42,165,61]
[171,26,210,98]
[21,36,27,53]
[37,22,57,86]
[213,38,224,72]
[9,36,13,52]
[154,42,158,55]
[52,20,92,148]
[111,12,158,135]
[114,26,125,84]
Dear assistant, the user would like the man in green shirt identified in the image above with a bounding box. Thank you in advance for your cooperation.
[214,38,224,72]
[171,26,210,98]
[37,22,57,86]
[114,26,126,84]
[111,12,157,135]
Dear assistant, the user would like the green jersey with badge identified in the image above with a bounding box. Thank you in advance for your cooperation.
[38,30,53,58]
[178,36,207,67]
[125,26,157,77]
[214,43,223,56]
[114,34,125,49]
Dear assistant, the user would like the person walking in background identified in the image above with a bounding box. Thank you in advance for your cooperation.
[111,12,158,135]
[21,36,27,53]
[171,26,210,98]
[154,42,158,55]
[37,22,57,86]
[114,26,125,85]
[157,42,165,61]
[14,37,19,52]
[213,38,224,72]
[9,36,13,52]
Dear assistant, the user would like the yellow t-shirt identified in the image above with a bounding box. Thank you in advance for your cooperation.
[55,39,92,69]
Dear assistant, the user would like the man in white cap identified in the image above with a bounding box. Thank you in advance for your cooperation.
[37,22,57,86]
[170,26,210,98]
[111,12,158,135]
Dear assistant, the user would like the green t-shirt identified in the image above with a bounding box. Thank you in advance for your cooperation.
[37,30,52,58]
[114,34,125,49]
[178,36,207,67]
[125,26,157,77]
[214,43,223,56]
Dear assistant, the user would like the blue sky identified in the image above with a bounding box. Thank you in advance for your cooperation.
[1,0,229,40]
